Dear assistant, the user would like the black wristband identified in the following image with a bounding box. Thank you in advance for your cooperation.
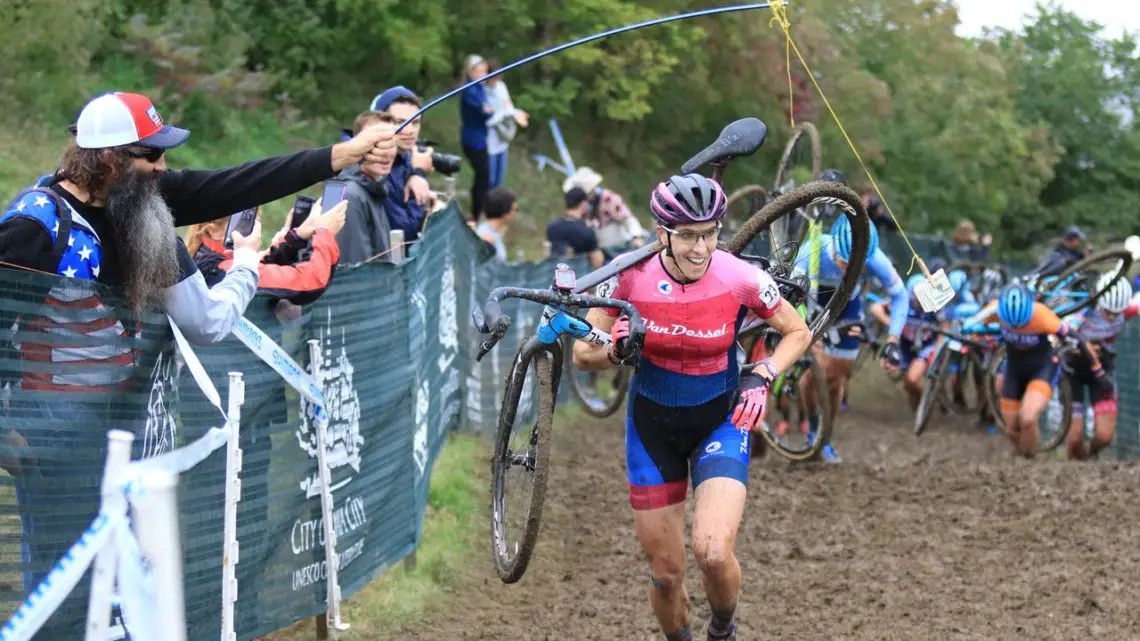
[411,168,428,179]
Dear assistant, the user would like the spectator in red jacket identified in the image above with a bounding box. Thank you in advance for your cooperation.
[186,199,346,307]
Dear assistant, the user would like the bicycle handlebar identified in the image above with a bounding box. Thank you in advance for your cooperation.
[906,320,994,351]
[471,286,647,362]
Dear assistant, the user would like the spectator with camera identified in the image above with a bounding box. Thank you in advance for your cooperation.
[476,187,519,261]
[460,54,495,220]
[548,187,605,269]
[336,111,402,264]
[186,199,346,307]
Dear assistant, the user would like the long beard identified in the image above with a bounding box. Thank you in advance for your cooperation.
[104,169,180,312]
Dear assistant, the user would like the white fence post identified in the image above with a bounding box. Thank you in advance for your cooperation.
[84,429,135,641]
[220,372,245,641]
[131,469,187,641]
[308,339,349,636]
[389,230,406,263]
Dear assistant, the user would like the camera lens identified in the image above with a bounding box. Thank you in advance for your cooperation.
[432,153,462,176]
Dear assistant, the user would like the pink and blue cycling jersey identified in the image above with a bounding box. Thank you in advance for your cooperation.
[598,249,782,406]
[598,249,783,510]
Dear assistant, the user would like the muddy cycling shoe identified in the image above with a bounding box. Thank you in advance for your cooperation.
[820,443,841,463]
[707,622,736,641]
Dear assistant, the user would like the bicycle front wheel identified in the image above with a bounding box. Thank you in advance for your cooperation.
[726,181,872,343]
[563,334,629,418]
[914,346,951,436]
[490,339,559,583]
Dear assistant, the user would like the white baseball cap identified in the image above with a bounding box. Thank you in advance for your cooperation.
[71,92,190,150]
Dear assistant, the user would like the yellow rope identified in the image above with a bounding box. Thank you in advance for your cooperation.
[768,0,930,278]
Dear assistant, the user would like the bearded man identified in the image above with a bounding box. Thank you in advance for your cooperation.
[0,91,392,337]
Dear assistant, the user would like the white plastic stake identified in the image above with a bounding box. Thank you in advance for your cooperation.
[84,430,134,641]
[131,469,186,641]
[220,372,245,641]
[308,340,349,635]
[389,230,406,263]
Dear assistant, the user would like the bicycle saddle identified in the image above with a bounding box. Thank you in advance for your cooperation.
[681,118,767,174]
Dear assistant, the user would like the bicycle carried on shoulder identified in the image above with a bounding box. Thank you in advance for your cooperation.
[471,116,875,582]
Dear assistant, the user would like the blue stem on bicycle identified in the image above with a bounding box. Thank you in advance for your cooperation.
[394,2,778,134]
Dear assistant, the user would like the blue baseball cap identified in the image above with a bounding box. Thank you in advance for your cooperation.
[370,86,419,112]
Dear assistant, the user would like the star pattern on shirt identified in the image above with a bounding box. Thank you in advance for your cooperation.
[2,189,104,280]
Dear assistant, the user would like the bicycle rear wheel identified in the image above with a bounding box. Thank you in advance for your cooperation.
[770,122,823,251]
[756,353,832,462]
[1039,375,1073,453]
[914,346,951,436]
[490,340,559,583]
[726,181,871,343]
[563,335,630,418]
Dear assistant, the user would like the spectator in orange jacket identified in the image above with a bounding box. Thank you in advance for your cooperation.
[186,200,346,307]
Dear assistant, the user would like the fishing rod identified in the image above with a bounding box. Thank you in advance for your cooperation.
[394,2,780,134]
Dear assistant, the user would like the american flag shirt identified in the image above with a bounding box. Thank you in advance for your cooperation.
[0,189,131,391]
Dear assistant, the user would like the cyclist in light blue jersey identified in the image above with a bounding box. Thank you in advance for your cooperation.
[793,215,908,462]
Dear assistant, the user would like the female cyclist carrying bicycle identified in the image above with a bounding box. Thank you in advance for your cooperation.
[574,173,812,641]
[1063,275,1139,460]
[963,282,1076,457]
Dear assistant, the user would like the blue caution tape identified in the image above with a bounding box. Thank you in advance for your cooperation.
[230,317,328,424]
[0,510,126,641]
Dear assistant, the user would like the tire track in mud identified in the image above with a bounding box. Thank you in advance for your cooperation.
[382,369,1140,640]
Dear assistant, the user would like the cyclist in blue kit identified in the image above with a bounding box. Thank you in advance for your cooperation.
[793,215,908,462]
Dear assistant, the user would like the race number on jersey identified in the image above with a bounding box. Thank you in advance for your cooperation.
[596,275,618,299]
[759,277,780,308]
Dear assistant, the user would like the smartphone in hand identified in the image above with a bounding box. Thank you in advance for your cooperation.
[289,195,316,230]
[224,208,258,250]
[320,180,348,210]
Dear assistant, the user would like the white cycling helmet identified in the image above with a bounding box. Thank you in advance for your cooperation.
[1096,273,1132,314]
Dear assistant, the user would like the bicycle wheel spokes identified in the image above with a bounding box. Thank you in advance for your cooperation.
[726,181,872,346]
[491,346,556,583]
[724,185,769,245]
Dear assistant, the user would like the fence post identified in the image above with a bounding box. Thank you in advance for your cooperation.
[131,468,187,641]
[389,230,406,263]
[308,339,350,637]
[84,429,135,641]
[220,372,245,641]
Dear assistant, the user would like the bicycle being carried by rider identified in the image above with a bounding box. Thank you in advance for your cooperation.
[473,117,876,641]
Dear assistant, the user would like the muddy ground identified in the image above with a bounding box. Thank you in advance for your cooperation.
[383,369,1140,640]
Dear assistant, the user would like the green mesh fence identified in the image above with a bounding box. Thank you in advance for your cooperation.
[0,203,586,640]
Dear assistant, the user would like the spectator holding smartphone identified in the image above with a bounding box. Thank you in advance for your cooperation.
[185,199,345,306]
[336,111,400,263]
[371,86,437,242]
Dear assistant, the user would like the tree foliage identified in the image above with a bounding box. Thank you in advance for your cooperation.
[2,0,1137,247]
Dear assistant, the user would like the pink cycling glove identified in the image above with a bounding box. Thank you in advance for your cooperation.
[731,360,777,431]
[608,315,631,361]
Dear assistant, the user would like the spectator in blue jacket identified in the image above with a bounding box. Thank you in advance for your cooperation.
[371,86,435,242]
[460,54,494,221]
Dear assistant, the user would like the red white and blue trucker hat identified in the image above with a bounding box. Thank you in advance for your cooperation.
[72,92,191,150]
